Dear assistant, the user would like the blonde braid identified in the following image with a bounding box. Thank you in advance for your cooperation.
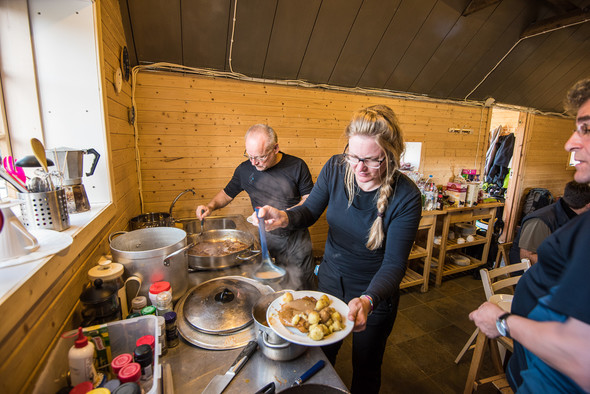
[366,168,397,250]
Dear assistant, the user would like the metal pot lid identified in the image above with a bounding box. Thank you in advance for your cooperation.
[183,277,261,334]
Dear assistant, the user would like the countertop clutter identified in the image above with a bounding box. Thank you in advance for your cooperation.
[33,214,349,393]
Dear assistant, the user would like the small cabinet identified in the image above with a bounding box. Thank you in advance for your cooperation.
[402,210,444,292]
[431,202,503,286]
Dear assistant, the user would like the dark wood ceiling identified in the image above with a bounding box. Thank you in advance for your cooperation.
[119,0,590,114]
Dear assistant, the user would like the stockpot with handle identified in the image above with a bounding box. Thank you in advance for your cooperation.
[109,227,193,303]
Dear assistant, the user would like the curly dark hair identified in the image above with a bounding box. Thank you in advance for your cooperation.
[564,78,590,115]
[562,180,590,210]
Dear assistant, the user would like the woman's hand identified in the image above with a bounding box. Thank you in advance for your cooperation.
[347,297,372,332]
[252,205,289,231]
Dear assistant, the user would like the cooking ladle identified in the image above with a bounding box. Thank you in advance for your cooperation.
[253,207,286,283]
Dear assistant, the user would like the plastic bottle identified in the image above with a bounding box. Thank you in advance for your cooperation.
[424,175,437,211]
[68,327,97,386]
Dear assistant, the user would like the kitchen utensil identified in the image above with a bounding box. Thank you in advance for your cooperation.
[187,229,259,271]
[3,156,26,185]
[45,147,100,185]
[30,138,54,191]
[292,360,326,386]
[88,258,128,316]
[279,384,349,394]
[18,189,70,231]
[0,202,39,261]
[253,207,286,283]
[15,155,54,168]
[26,177,43,193]
[254,382,275,394]
[109,227,190,303]
[0,166,28,193]
[200,209,205,234]
[201,340,258,394]
[175,276,273,350]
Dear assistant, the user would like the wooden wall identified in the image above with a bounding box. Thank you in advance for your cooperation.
[134,73,493,250]
[0,0,140,392]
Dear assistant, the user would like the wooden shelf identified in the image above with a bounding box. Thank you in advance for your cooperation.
[440,253,486,276]
[433,234,488,251]
[400,267,425,289]
[409,244,428,260]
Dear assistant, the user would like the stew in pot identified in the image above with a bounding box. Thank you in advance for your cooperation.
[189,239,249,256]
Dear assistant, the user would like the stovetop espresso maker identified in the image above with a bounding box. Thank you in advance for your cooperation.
[47,147,100,214]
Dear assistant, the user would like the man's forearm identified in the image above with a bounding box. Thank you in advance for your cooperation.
[208,190,233,211]
[519,248,538,264]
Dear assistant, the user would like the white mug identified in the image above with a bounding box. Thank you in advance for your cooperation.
[0,205,39,261]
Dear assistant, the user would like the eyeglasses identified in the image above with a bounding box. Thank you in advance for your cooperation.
[573,123,590,136]
[342,144,386,169]
[243,145,276,162]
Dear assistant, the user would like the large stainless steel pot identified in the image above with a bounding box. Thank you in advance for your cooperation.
[109,227,192,303]
[188,229,260,270]
[128,188,195,230]
[252,291,307,361]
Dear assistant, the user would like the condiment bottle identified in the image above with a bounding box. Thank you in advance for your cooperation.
[133,344,153,381]
[118,362,141,384]
[69,381,94,394]
[157,316,167,356]
[111,353,133,376]
[140,305,156,316]
[164,311,179,348]
[68,327,97,386]
[131,296,147,314]
[87,388,110,394]
[155,291,173,316]
[111,382,142,394]
[135,335,155,353]
[148,281,171,306]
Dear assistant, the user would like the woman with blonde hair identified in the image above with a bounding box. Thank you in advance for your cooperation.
[256,105,422,393]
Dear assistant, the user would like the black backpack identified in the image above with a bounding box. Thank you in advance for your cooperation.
[521,188,554,220]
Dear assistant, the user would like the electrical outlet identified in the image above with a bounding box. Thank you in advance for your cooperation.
[448,128,461,133]
[461,129,473,134]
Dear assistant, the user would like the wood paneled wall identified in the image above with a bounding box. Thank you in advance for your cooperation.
[135,73,493,250]
[0,1,140,392]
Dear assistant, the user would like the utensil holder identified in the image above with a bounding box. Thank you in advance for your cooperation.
[18,188,70,231]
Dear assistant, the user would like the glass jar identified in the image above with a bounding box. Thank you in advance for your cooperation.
[155,291,173,316]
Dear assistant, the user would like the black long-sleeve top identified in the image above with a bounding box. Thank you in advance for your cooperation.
[286,155,422,307]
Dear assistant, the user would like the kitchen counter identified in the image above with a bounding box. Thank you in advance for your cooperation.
[163,338,348,393]
[168,214,348,393]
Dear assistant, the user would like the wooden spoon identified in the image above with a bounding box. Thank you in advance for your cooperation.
[30,138,54,190]
[30,138,48,172]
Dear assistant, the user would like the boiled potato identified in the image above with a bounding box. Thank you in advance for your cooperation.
[309,325,324,341]
[282,292,293,303]
[308,311,320,325]
[331,311,342,322]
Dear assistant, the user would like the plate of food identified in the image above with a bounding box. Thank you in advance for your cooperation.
[266,290,353,346]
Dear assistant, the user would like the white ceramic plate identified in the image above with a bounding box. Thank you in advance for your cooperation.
[489,294,513,313]
[266,290,353,346]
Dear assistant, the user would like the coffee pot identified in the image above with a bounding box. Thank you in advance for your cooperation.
[46,147,100,214]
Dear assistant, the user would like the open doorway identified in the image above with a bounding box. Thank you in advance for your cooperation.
[484,107,527,243]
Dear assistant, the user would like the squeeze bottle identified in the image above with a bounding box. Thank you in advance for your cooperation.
[68,327,97,386]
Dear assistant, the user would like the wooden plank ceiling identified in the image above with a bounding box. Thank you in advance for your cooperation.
[119,0,590,114]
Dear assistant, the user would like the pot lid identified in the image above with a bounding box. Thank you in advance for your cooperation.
[80,279,117,304]
[183,277,261,334]
[88,260,124,282]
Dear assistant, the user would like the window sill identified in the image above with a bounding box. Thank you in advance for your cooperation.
[0,201,115,304]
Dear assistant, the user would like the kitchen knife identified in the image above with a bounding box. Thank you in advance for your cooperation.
[201,340,258,394]
[291,360,326,387]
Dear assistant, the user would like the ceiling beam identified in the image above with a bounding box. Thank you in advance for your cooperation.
[520,9,590,39]
[462,0,501,16]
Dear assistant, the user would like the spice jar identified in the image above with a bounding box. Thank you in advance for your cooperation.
[164,311,179,348]
[157,316,167,356]
[133,344,153,381]
[140,305,156,316]
[111,382,142,394]
[118,362,141,384]
[111,353,133,376]
[155,291,173,316]
[135,335,155,353]
[148,281,171,306]
[131,296,147,314]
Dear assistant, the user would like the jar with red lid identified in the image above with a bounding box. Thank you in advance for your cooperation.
[69,381,94,394]
[135,335,155,352]
[111,353,133,376]
[118,362,141,384]
[148,281,171,306]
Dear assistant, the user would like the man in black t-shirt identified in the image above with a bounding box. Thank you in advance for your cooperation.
[196,124,315,290]
[469,78,590,393]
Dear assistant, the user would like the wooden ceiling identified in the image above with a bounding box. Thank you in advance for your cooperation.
[119,0,590,114]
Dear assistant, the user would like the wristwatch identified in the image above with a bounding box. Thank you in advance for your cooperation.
[496,312,512,338]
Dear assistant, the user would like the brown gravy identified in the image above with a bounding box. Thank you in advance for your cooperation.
[278,297,317,328]
[189,239,248,256]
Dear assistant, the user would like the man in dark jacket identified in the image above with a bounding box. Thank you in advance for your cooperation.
[509,180,590,264]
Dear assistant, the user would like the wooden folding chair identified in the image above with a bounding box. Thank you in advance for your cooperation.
[454,259,531,364]
[493,242,513,269]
